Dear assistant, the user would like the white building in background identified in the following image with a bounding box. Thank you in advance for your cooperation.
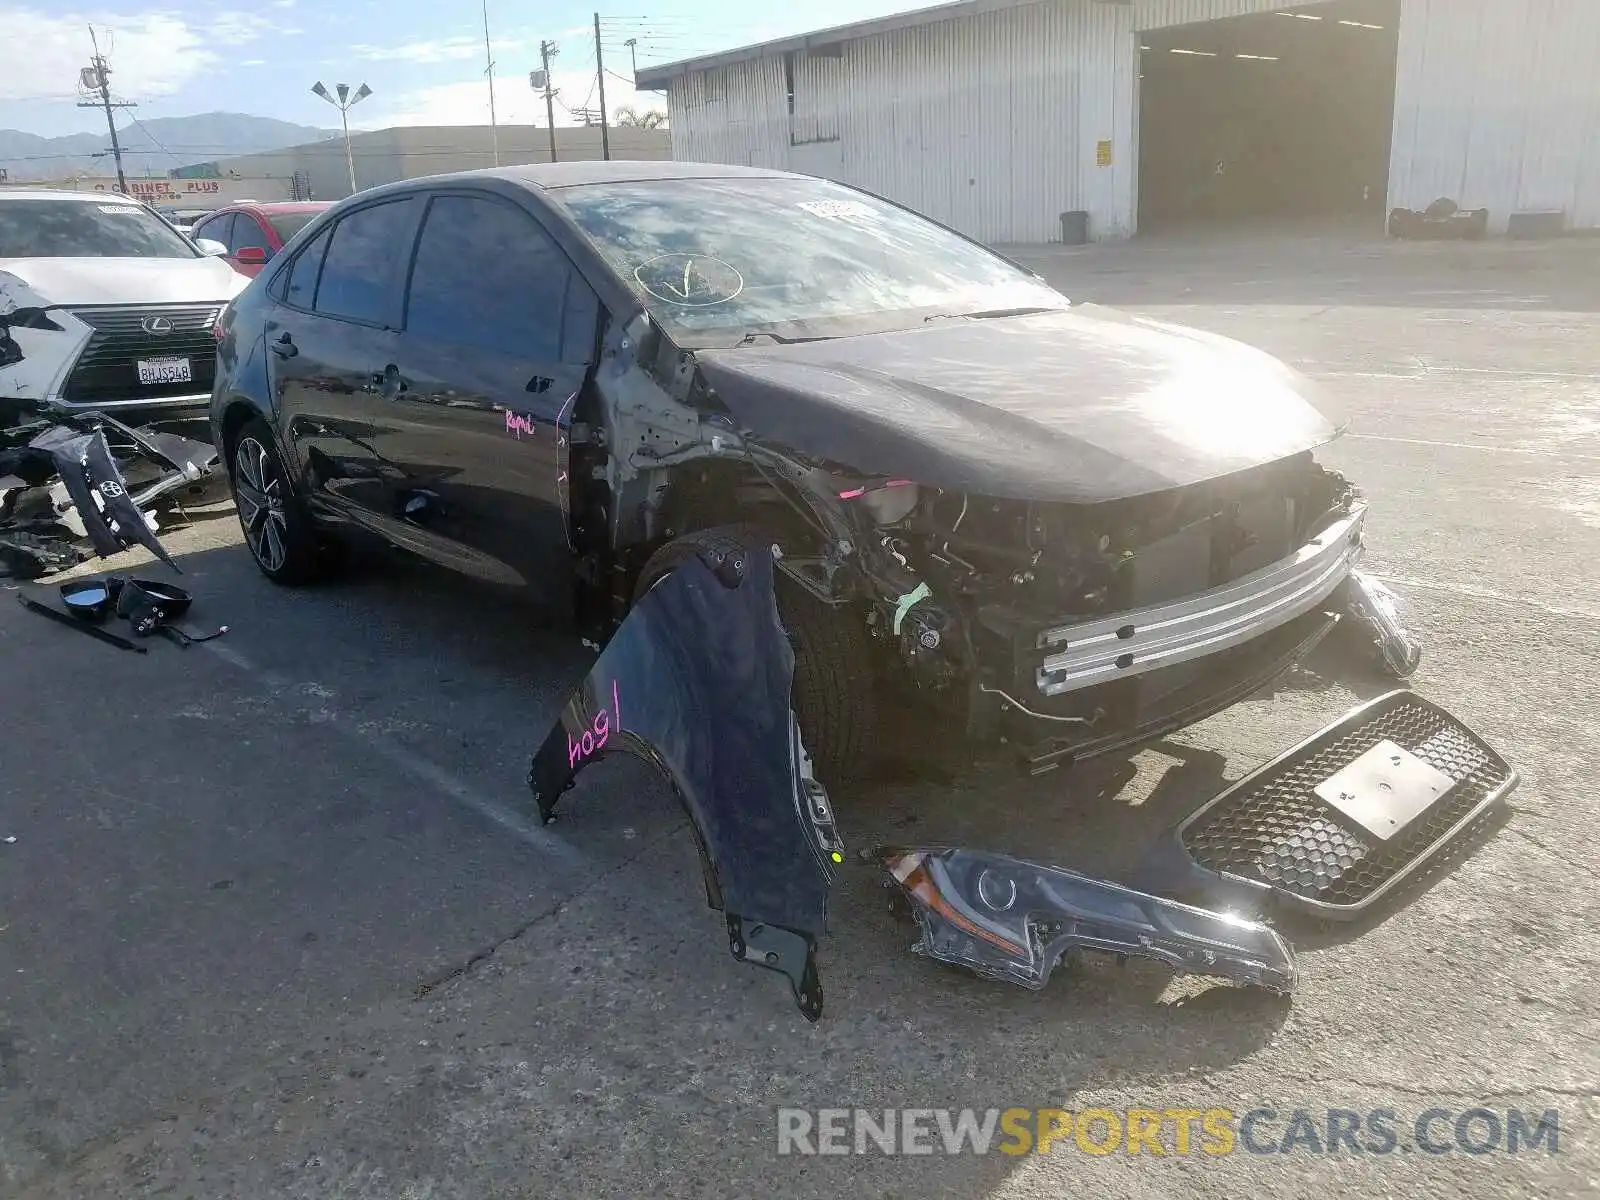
[636,0,1600,242]
[186,125,674,203]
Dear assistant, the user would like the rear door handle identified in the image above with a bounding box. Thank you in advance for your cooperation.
[269,331,297,359]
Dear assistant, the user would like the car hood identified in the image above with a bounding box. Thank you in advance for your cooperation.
[694,305,1338,503]
[0,255,247,307]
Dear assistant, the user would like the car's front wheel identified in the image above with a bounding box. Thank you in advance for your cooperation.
[228,417,325,585]
[633,527,879,783]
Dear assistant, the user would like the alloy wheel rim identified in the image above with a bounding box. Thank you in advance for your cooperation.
[234,436,289,572]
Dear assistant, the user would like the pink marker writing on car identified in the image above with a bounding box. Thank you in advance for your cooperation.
[568,678,623,769]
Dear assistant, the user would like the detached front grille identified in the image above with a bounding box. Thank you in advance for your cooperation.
[59,304,223,405]
[1179,692,1515,910]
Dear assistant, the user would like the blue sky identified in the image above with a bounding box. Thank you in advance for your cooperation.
[1,0,922,141]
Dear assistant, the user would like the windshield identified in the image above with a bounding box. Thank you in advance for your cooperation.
[0,198,200,259]
[267,212,321,242]
[554,176,1067,345]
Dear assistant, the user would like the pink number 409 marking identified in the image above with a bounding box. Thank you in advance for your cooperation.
[568,679,622,769]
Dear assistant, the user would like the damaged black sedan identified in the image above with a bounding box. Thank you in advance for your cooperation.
[212,163,1514,1018]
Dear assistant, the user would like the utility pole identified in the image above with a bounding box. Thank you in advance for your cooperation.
[592,12,611,161]
[624,37,638,79]
[77,26,134,193]
[539,41,559,163]
[482,0,500,165]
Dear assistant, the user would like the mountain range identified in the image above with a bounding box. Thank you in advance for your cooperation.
[0,113,336,182]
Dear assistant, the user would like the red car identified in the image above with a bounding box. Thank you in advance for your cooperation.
[189,202,332,277]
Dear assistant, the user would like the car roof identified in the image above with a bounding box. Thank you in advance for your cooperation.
[212,201,332,216]
[0,187,150,204]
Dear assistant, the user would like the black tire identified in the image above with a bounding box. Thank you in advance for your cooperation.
[227,417,325,585]
[633,527,879,782]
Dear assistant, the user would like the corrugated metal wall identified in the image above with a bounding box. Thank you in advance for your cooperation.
[1132,0,1328,31]
[667,0,1137,242]
[661,0,1342,241]
[1387,0,1600,231]
[663,0,1600,240]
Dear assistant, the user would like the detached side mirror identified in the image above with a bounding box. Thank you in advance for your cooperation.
[195,238,228,257]
[234,247,269,266]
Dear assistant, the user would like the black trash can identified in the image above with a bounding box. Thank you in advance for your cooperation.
[1059,210,1089,245]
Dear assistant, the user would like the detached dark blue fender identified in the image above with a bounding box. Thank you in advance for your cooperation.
[527,542,844,1021]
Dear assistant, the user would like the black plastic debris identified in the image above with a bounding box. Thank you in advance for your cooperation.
[529,538,842,1021]
[0,407,219,579]
[1388,198,1489,241]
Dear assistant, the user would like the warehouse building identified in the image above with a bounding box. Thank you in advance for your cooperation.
[189,124,672,202]
[636,0,1600,242]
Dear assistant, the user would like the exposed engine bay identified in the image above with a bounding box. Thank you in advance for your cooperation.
[567,317,1417,783]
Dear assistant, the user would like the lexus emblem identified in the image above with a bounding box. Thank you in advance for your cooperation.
[98,480,125,498]
[140,315,174,335]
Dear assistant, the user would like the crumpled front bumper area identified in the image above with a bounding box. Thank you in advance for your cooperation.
[529,541,1514,1020]
[1,408,222,578]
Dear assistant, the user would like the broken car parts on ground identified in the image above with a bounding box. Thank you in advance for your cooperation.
[530,545,1514,1020]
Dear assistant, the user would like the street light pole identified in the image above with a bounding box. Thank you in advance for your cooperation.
[311,81,372,196]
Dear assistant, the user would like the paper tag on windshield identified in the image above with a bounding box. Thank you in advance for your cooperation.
[99,205,142,214]
[797,199,876,220]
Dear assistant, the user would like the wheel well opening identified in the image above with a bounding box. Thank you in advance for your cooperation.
[219,401,256,464]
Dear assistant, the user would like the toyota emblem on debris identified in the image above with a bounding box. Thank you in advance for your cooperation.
[98,480,125,498]
[140,315,174,335]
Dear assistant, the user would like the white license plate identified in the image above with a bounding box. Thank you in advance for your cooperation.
[136,356,192,386]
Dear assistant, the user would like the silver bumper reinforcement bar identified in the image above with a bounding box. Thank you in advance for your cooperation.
[1036,505,1366,697]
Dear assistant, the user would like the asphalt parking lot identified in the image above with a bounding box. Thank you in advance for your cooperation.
[2,226,1597,1199]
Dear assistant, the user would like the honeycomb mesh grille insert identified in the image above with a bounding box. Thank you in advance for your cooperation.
[1180,695,1513,907]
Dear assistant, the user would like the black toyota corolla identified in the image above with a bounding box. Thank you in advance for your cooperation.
[210,161,1525,1020]
[210,160,1418,782]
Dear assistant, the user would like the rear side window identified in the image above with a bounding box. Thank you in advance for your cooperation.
[404,194,569,359]
[233,217,271,255]
[284,226,330,307]
[267,211,320,243]
[314,199,415,325]
[193,212,234,247]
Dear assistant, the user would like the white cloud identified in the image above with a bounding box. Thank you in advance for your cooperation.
[0,6,268,102]
[211,13,273,44]
[353,34,529,66]
[364,66,664,131]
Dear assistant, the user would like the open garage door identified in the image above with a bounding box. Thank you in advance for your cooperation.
[1137,1,1401,231]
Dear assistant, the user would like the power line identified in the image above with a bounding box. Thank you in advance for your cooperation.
[124,115,181,165]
